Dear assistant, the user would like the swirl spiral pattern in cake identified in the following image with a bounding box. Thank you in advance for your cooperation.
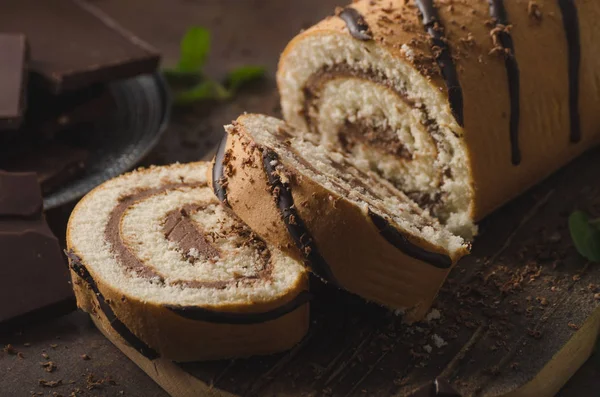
[278,0,600,238]
[66,162,309,361]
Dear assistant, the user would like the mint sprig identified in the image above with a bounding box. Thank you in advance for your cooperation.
[163,27,265,105]
[568,210,600,262]
[177,27,210,73]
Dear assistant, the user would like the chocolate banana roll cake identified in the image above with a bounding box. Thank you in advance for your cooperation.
[66,162,309,361]
[214,114,469,321]
[278,0,600,237]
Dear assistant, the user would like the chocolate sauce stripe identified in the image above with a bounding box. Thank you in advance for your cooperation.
[65,250,160,360]
[488,0,522,165]
[367,209,452,269]
[262,149,339,285]
[415,0,464,127]
[166,290,312,324]
[557,0,581,143]
[338,7,373,41]
[212,134,230,206]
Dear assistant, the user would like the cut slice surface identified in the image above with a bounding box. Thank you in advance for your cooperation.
[67,162,309,361]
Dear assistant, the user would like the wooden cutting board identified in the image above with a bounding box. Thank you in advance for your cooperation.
[90,147,600,397]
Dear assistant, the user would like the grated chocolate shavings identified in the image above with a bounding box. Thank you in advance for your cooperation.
[41,361,57,373]
[39,379,62,388]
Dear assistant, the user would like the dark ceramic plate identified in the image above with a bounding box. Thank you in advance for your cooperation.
[43,73,170,210]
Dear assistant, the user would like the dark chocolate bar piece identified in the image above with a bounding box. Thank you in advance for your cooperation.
[0,34,28,130]
[0,172,72,323]
[0,171,42,217]
[0,0,160,94]
[2,144,89,195]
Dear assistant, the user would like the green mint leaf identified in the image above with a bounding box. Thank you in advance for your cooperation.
[177,27,211,73]
[174,81,214,104]
[225,66,266,93]
[213,82,232,100]
[174,80,230,105]
[569,211,600,262]
[162,68,203,86]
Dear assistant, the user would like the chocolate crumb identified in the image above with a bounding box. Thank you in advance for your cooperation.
[41,361,57,373]
[86,373,116,390]
[568,322,580,330]
[527,1,542,22]
[39,379,62,388]
[527,328,542,339]
[3,344,17,355]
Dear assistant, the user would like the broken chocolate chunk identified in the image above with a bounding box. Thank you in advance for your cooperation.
[0,172,72,323]
[0,34,28,131]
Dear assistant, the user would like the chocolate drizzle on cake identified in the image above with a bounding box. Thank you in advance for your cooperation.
[368,209,452,269]
[337,7,373,41]
[487,0,522,165]
[167,291,312,324]
[65,250,160,360]
[557,0,581,143]
[212,135,230,206]
[415,0,464,126]
[262,149,338,285]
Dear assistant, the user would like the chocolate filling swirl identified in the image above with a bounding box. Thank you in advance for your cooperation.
[302,63,448,211]
[163,204,221,264]
[73,182,310,325]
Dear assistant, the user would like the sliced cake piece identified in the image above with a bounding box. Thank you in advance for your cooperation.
[66,162,309,362]
[213,114,469,322]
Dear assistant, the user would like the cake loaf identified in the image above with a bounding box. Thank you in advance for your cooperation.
[213,114,469,321]
[66,162,309,361]
[278,0,600,237]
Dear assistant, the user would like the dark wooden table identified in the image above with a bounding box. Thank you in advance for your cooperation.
[1,1,598,396]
